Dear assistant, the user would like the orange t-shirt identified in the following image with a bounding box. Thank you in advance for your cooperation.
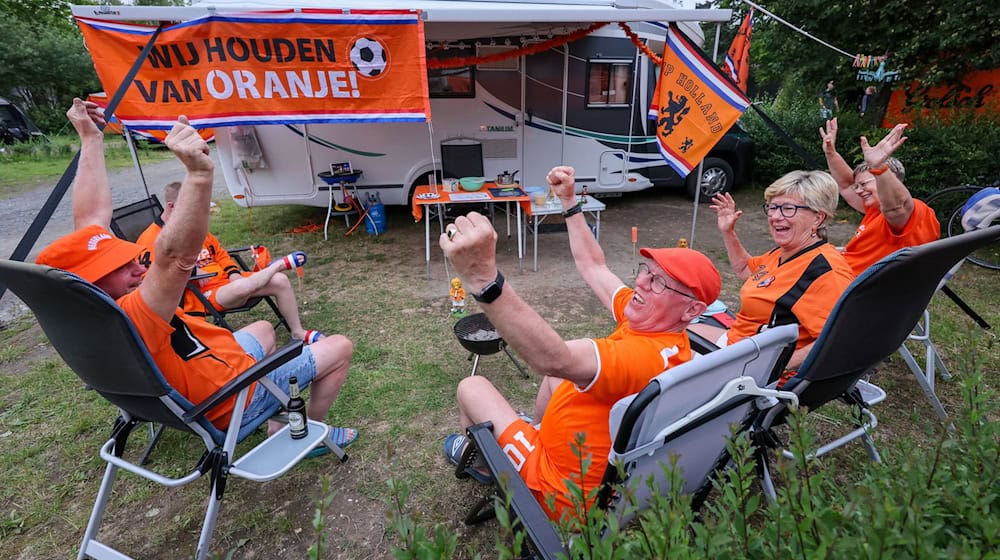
[137,224,243,316]
[117,289,257,429]
[730,241,854,351]
[842,200,940,276]
[526,286,692,520]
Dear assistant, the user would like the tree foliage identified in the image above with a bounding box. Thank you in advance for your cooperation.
[711,0,999,92]
[0,1,102,133]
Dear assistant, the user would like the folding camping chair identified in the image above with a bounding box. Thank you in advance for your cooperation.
[897,187,999,422]
[455,324,800,558]
[0,259,348,560]
[110,195,290,333]
[752,225,1000,500]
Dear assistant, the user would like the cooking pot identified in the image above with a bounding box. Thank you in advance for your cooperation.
[496,170,519,186]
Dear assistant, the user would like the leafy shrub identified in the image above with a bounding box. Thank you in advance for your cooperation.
[385,371,999,558]
[741,91,1000,198]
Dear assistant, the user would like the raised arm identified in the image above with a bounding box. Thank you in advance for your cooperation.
[139,117,215,320]
[862,124,914,230]
[710,192,753,281]
[819,118,864,213]
[547,166,622,311]
[66,98,111,230]
[440,212,599,386]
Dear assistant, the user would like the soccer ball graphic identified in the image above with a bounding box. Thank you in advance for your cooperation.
[349,37,388,78]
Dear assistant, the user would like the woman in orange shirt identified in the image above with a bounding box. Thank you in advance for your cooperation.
[691,170,854,379]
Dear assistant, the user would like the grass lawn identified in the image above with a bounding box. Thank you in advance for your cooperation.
[0,186,997,558]
[0,136,172,198]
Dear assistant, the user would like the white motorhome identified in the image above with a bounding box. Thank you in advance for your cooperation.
[72,0,742,208]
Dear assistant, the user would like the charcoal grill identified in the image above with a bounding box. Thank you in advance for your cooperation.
[453,313,528,377]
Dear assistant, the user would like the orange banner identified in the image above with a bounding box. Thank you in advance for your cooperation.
[86,92,215,143]
[76,10,430,130]
[882,68,999,126]
[649,24,749,177]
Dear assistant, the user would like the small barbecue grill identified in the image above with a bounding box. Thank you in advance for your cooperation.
[453,313,528,377]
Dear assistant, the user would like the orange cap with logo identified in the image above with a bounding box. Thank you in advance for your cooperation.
[639,247,721,304]
[36,225,143,283]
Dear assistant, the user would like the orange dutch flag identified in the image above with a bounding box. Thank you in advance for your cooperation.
[724,9,754,93]
[648,24,750,178]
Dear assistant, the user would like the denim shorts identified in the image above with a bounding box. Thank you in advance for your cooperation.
[235,331,318,427]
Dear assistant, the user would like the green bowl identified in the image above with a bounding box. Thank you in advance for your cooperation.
[459,177,487,191]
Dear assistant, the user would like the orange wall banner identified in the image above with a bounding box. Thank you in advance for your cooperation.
[86,92,216,143]
[76,10,430,130]
[648,24,750,177]
[883,68,998,126]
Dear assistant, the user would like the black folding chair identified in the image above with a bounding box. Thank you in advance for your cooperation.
[0,259,347,560]
[753,225,1000,500]
[110,195,289,333]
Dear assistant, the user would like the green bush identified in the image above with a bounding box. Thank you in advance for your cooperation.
[385,372,999,558]
[741,92,1000,198]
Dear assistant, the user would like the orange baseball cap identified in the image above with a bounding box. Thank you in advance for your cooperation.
[36,225,143,283]
[639,247,721,304]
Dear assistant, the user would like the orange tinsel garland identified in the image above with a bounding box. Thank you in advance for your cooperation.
[618,22,662,67]
[426,22,610,69]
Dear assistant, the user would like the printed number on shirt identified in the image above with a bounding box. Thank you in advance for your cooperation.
[502,430,536,472]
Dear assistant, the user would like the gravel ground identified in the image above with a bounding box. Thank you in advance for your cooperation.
[0,153,229,323]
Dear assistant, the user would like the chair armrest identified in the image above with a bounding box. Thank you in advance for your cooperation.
[227,247,252,272]
[189,272,217,282]
[463,422,566,560]
[182,341,303,422]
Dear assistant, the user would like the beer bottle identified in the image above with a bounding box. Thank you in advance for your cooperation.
[287,376,308,439]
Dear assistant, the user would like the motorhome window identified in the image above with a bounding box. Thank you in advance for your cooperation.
[586,60,632,108]
[427,49,475,98]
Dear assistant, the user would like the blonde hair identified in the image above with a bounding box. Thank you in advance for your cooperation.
[764,170,838,239]
[853,157,905,182]
[163,181,182,204]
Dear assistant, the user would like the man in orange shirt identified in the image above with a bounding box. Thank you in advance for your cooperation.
[136,180,324,344]
[36,100,356,454]
[820,119,939,275]
[439,165,722,522]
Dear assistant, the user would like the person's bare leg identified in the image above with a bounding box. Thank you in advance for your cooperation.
[214,268,309,340]
[304,334,352,422]
[237,320,277,354]
[456,376,520,438]
[532,376,561,424]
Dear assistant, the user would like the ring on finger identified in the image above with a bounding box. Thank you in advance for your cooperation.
[446,226,457,240]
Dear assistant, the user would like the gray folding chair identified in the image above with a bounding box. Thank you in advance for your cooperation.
[456,324,800,558]
[753,225,1000,500]
[0,259,347,560]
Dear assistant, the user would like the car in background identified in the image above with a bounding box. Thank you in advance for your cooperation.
[0,97,44,145]
[645,122,755,201]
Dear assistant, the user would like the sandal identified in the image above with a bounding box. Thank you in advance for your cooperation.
[281,251,308,271]
[306,426,358,459]
[444,433,494,485]
[303,330,324,345]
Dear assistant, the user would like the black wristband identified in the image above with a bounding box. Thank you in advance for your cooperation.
[562,204,583,219]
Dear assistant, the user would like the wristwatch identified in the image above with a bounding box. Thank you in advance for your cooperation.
[472,270,505,303]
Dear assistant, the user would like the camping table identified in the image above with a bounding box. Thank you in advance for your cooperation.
[411,184,530,278]
[526,196,606,272]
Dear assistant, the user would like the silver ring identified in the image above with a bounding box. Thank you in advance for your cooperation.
[446,227,457,240]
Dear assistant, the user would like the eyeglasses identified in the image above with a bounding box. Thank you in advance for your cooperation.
[637,262,696,299]
[762,203,812,218]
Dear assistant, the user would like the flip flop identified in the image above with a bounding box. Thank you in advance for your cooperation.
[306,426,358,459]
[282,251,308,271]
[303,330,324,345]
[443,433,494,485]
